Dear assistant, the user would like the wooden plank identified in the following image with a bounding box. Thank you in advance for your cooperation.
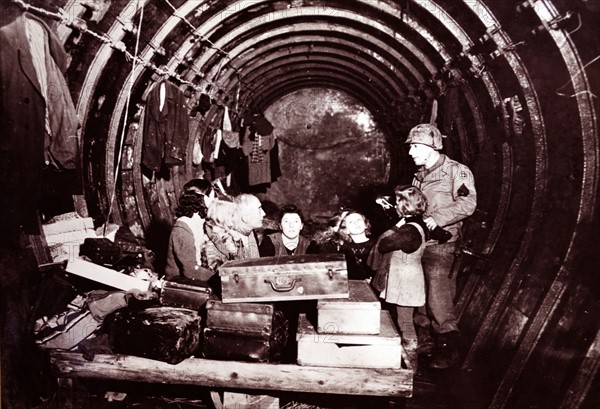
[132,111,152,232]
[66,257,151,291]
[50,351,412,397]
[120,169,145,236]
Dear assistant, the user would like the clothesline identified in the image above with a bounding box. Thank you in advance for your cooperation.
[161,0,241,74]
[11,0,239,110]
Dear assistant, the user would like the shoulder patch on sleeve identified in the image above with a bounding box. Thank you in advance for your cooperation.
[457,183,470,197]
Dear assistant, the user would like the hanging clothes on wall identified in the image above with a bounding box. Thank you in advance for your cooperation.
[214,106,243,185]
[194,92,212,117]
[0,12,81,238]
[142,80,190,172]
[241,113,276,187]
[221,105,240,149]
[201,106,243,187]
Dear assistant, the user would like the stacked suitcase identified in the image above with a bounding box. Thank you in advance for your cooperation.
[202,299,289,362]
[108,254,404,369]
[218,253,349,302]
[296,280,403,369]
[106,306,202,365]
[202,254,350,363]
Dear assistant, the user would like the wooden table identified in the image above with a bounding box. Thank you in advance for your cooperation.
[50,350,414,408]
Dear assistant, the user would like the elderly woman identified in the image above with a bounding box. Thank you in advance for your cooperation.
[259,204,318,257]
[204,193,265,270]
[164,189,213,282]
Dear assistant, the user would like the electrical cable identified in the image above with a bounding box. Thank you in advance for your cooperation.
[555,53,600,99]
[104,0,146,234]
[10,0,240,104]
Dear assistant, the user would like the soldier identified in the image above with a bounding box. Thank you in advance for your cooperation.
[405,123,477,369]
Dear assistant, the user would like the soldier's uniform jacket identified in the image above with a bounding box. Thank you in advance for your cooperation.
[412,154,477,243]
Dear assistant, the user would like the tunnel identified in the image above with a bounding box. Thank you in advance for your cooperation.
[1,0,599,408]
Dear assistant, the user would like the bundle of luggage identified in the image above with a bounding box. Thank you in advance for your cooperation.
[107,254,352,364]
[44,252,403,370]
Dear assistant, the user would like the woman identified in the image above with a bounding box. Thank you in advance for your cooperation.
[369,185,430,348]
[204,193,265,270]
[259,204,318,256]
[336,210,376,280]
[164,186,214,282]
[313,208,375,279]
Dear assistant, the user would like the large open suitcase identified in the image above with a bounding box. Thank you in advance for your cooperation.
[218,253,349,303]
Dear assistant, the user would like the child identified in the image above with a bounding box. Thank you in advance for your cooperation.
[369,185,430,356]
[316,209,375,280]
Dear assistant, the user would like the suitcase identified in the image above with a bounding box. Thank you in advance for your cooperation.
[79,238,122,266]
[202,299,289,362]
[106,306,201,364]
[296,310,401,369]
[218,253,349,303]
[159,277,212,310]
[317,280,381,334]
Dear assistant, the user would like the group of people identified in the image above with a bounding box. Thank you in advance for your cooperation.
[164,123,477,370]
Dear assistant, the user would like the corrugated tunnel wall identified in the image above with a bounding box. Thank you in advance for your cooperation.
[2,0,599,407]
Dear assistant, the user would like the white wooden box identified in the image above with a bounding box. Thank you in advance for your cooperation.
[296,310,401,369]
[317,279,381,334]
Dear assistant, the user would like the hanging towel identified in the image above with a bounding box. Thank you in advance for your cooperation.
[213,129,223,160]
[222,106,232,131]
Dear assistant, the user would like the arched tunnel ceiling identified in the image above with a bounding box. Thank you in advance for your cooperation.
[61,0,596,242]
[79,0,486,134]
[32,0,592,257]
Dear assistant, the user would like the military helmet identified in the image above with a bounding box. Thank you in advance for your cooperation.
[405,123,444,150]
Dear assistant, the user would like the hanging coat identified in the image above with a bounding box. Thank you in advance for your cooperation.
[0,12,80,237]
[142,80,190,172]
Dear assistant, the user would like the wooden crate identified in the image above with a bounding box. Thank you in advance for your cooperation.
[296,311,401,369]
[317,280,381,334]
